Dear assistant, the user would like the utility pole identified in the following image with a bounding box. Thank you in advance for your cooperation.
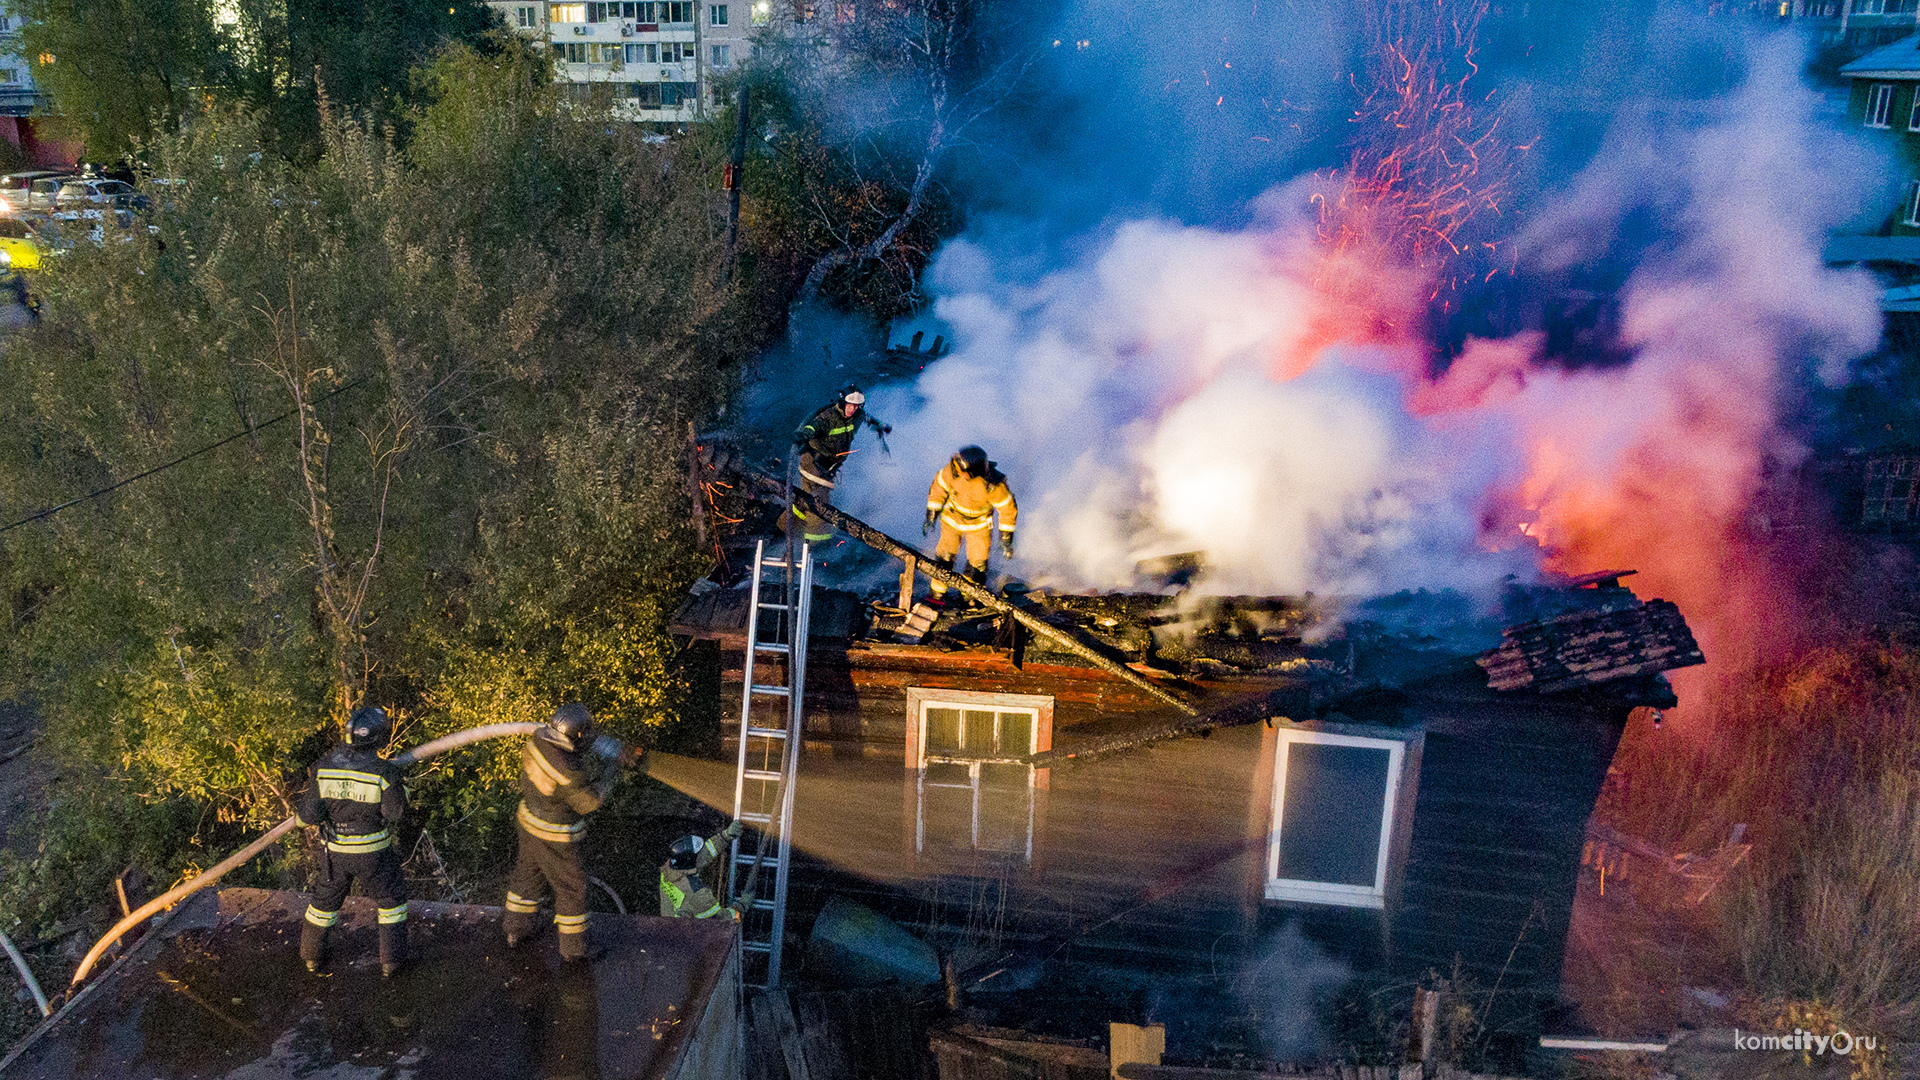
[723,78,750,281]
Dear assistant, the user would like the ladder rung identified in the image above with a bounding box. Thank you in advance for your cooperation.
[743,768,783,782]
[742,940,773,954]
[752,642,790,654]
[757,602,791,612]
[737,811,773,824]
[744,726,789,738]
[749,684,790,696]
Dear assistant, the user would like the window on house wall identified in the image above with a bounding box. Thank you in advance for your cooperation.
[711,3,730,22]
[551,3,587,21]
[1868,83,1896,127]
[906,688,1052,864]
[0,70,16,85]
[625,42,658,61]
[590,43,624,62]
[1904,183,1920,228]
[712,44,731,65]
[1265,728,1406,908]
[1852,0,1884,13]
[516,5,539,26]
[660,81,697,105]
[629,81,663,106]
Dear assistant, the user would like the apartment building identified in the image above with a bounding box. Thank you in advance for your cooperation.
[0,12,41,119]
[486,0,757,123]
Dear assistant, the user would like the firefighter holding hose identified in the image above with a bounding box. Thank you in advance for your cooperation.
[296,705,410,977]
[503,703,646,961]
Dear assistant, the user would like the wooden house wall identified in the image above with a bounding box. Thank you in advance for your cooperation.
[720,641,1628,999]
[1389,675,1629,996]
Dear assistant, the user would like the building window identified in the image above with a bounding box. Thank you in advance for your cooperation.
[552,41,588,62]
[712,43,731,65]
[1265,728,1406,909]
[663,1,693,21]
[1853,0,1885,13]
[588,42,622,62]
[906,688,1052,865]
[0,70,16,85]
[711,3,730,22]
[1904,183,1920,228]
[625,42,658,62]
[551,2,587,21]
[515,5,539,26]
[1868,82,1895,128]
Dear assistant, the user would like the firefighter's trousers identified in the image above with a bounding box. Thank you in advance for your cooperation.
[788,451,838,544]
[929,521,990,595]
[504,825,592,959]
[302,846,408,966]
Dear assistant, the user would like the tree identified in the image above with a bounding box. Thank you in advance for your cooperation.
[12,0,500,161]
[0,40,769,955]
[12,0,228,158]
[745,0,1035,319]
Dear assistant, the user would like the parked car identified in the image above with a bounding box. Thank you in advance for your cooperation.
[53,178,144,214]
[23,175,79,213]
[0,171,67,212]
[0,215,47,270]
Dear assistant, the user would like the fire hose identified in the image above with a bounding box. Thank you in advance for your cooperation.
[1,927,49,1017]
[69,721,546,988]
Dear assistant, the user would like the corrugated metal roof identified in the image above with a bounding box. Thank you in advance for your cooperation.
[1841,33,1920,77]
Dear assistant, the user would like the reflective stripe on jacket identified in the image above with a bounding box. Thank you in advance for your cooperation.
[927,461,1017,533]
[296,745,406,842]
[516,734,607,838]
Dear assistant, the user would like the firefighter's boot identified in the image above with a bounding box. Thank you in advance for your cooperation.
[300,908,335,973]
[378,904,408,977]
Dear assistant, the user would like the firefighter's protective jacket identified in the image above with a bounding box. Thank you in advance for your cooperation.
[659,831,736,919]
[296,745,407,855]
[794,402,878,476]
[516,734,614,844]
[927,460,1018,534]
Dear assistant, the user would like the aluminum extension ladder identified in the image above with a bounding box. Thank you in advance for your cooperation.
[728,538,812,987]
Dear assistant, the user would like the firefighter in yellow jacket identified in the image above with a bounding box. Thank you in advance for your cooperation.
[923,445,1017,602]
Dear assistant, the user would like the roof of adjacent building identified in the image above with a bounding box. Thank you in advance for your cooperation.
[1841,33,1920,78]
[1,888,739,1080]
[1476,598,1705,693]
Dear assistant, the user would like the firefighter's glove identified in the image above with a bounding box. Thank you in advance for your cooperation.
[619,745,650,772]
[922,510,936,537]
[879,423,893,436]
[1000,532,1016,559]
[722,820,744,841]
[732,891,755,913]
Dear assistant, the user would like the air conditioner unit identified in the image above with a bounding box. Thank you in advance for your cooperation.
[572,24,589,34]
[621,21,634,34]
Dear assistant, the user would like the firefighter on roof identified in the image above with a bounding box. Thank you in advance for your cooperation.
[659,823,753,919]
[296,705,409,977]
[924,445,1017,602]
[503,703,646,961]
[790,385,890,544]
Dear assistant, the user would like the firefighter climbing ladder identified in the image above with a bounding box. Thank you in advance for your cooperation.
[729,538,812,987]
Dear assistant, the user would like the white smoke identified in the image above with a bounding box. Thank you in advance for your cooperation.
[836,211,1533,596]
[831,30,1890,609]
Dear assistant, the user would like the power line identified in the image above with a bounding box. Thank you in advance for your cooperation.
[0,378,368,537]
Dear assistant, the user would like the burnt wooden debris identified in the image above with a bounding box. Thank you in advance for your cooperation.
[1476,599,1704,693]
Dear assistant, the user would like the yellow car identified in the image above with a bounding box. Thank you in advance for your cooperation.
[0,215,44,270]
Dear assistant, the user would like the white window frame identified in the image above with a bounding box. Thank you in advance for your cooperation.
[906,688,1052,865]
[711,3,729,23]
[1265,728,1405,909]
[1904,182,1920,228]
[1868,82,1895,128]
[516,5,539,27]
[712,43,731,65]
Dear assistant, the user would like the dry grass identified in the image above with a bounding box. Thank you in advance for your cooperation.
[1598,643,1920,1044]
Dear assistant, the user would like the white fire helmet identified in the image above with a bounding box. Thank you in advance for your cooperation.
[841,388,866,406]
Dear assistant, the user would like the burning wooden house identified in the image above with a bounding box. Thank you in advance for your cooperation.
[672,489,1705,1056]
